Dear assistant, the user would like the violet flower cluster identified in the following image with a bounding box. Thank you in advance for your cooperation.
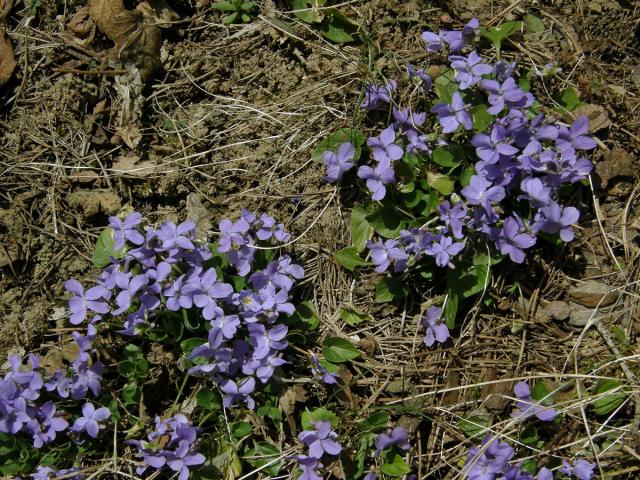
[463,435,596,480]
[127,414,205,480]
[58,210,301,410]
[321,17,595,275]
[0,337,105,450]
[293,420,342,480]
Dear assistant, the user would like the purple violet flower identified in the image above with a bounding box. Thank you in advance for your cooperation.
[463,435,515,480]
[421,306,449,347]
[461,175,506,215]
[424,235,466,269]
[431,92,473,133]
[323,142,356,183]
[532,203,580,242]
[496,217,536,264]
[557,116,597,152]
[438,201,467,239]
[65,279,109,325]
[482,77,529,115]
[449,51,493,89]
[374,426,410,456]
[367,126,404,163]
[299,420,342,459]
[361,81,396,110]
[471,124,519,164]
[560,459,596,480]
[366,239,409,273]
[71,402,111,438]
[512,382,557,421]
[293,455,323,480]
[167,440,206,480]
[109,213,144,251]
[358,159,395,201]
[220,377,256,410]
[310,355,340,385]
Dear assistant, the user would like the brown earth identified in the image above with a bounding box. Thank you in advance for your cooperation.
[1,0,640,476]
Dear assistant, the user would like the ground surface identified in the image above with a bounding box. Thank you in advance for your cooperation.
[1,0,640,478]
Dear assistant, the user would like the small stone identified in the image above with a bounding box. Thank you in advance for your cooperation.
[543,301,571,321]
[568,303,594,327]
[568,280,618,308]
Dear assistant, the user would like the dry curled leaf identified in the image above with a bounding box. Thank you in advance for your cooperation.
[0,0,12,19]
[595,148,635,188]
[0,29,16,88]
[68,7,95,35]
[571,104,611,133]
[112,154,157,177]
[113,65,144,148]
[137,0,180,28]
[89,0,162,82]
[67,7,96,47]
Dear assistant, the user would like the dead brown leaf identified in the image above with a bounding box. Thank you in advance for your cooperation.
[0,29,16,88]
[67,190,121,216]
[137,0,180,28]
[112,154,157,177]
[89,0,162,82]
[279,384,307,433]
[0,0,12,19]
[595,148,635,188]
[68,7,95,35]
[480,369,513,414]
[571,104,611,133]
[68,7,96,47]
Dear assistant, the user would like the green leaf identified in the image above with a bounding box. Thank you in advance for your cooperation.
[381,453,411,476]
[180,337,207,356]
[525,14,545,34]
[291,0,322,23]
[322,336,360,363]
[340,307,366,325]
[312,128,365,163]
[118,360,136,378]
[213,1,237,11]
[92,227,124,268]
[321,9,358,43]
[197,387,221,410]
[460,166,474,187]
[358,411,389,431]
[520,426,540,446]
[427,171,454,195]
[366,205,406,237]
[472,104,493,132]
[443,290,459,329]
[431,148,457,167]
[594,380,626,416]
[434,69,457,103]
[351,205,373,253]
[480,21,521,57]
[531,382,551,402]
[224,11,239,24]
[334,246,371,271]
[459,411,492,438]
[245,441,281,477]
[240,1,255,9]
[290,300,319,330]
[231,421,252,439]
[301,407,339,430]
[375,277,408,303]
[557,87,581,112]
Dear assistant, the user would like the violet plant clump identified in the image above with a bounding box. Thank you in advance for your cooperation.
[0,208,306,478]
[319,17,596,347]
